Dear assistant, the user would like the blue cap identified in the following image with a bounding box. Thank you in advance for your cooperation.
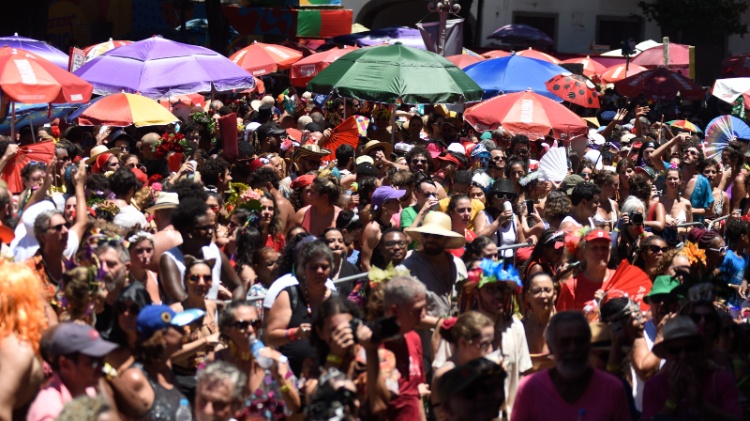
[600,111,616,122]
[480,131,492,140]
[137,304,205,340]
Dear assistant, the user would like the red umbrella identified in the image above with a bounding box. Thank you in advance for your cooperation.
[722,54,750,77]
[446,54,484,69]
[2,140,56,193]
[561,56,607,81]
[290,46,358,87]
[0,47,93,104]
[229,41,303,76]
[545,74,600,108]
[464,89,588,139]
[615,67,705,100]
[603,259,652,312]
[599,63,648,84]
[320,116,361,161]
[515,48,560,64]
[483,50,511,59]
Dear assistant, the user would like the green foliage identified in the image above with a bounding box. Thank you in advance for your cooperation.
[638,0,748,39]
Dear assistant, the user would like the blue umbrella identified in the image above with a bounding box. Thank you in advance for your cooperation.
[704,115,750,159]
[0,33,69,70]
[0,102,79,135]
[463,53,569,100]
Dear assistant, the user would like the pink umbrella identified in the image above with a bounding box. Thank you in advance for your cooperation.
[515,48,560,64]
[632,43,691,73]
[600,63,648,84]
[446,54,484,69]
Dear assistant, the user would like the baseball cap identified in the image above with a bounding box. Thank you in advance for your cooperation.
[371,186,407,210]
[561,174,585,195]
[355,155,374,165]
[137,304,205,340]
[49,323,118,359]
[635,166,656,179]
[583,229,611,242]
[447,142,466,156]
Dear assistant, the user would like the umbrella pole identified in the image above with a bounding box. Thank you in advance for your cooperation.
[10,101,15,141]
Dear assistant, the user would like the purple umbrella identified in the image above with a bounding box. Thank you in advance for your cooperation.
[488,24,554,46]
[333,26,426,50]
[73,36,255,99]
[0,33,69,70]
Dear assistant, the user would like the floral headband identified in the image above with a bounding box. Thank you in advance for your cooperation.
[127,231,155,248]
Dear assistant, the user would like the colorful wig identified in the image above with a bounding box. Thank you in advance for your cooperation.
[0,264,48,354]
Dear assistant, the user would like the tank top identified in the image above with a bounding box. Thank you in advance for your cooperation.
[133,362,187,421]
[161,243,222,300]
[487,211,517,259]
[277,284,320,377]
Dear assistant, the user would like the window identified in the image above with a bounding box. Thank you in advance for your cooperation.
[596,16,644,52]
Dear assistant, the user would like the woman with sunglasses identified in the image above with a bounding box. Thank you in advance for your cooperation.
[169,256,221,400]
[633,236,670,280]
[209,301,301,418]
[431,311,495,420]
[593,171,620,232]
[478,179,527,260]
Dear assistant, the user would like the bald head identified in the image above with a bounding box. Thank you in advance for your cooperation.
[140,133,160,160]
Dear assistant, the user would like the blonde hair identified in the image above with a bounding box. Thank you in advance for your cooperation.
[0,264,48,354]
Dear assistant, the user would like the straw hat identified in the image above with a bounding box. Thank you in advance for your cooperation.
[145,192,179,213]
[294,144,331,159]
[362,139,393,157]
[404,212,466,249]
[86,145,121,165]
[652,315,701,358]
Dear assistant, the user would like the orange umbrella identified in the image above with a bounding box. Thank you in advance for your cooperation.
[229,41,303,76]
[561,56,607,81]
[320,116,361,161]
[2,140,56,193]
[600,63,647,84]
[482,50,511,59]
[446,54,484,69]
[158,93,206,109]
[515,48,560,64]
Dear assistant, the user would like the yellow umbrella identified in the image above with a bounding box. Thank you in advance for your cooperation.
[76,93,179,127]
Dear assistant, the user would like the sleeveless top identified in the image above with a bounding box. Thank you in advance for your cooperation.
[161,243,222,300]
[487,211,518,259]
[133,362,187,421]
[277,284,319,377]
[592,199,618,230]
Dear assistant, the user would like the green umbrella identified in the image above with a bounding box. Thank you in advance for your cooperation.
[307,43,484,104]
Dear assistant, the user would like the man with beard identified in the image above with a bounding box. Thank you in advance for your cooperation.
[404,212,467,375]
[464,263,531,418]
[94,242,131,336]
[512,311,632,421]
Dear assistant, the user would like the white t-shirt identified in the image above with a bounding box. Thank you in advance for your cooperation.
[113,205,149,229]
[12,228,80,263]
[262,273,336,309]
[162,243,223,300]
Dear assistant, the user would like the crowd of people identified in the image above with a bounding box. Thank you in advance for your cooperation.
[0,80,749,421]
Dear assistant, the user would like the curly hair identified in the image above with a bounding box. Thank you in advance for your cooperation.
[62,267,97,322]
[463,236,494,264]
[654,248,682,277]
[198,158,229,188]
[724,140,746,168]
[135,329,167,364]
[0,264,47,354]
[627,173,652,204]
[250,166,281,190]
[543,190,572,221]
[169,179,209,202]
[171,197,208,234]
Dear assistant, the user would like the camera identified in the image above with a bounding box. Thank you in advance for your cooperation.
[629,211,644,226]
[350,316,400,344]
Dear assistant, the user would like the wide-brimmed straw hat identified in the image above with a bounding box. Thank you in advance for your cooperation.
[362,139,393,157]
[652,315,701,358]
[404,212,466,249]
[146,192,179,214]
[294,144,331,159]
[86,145,121,165]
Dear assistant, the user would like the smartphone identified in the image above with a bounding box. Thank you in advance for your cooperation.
[351,316,401,344]
[524,200,535,216]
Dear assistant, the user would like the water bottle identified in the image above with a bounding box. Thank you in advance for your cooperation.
[175,398,192,421]
[249,335,274,369]
[186,160,197,180]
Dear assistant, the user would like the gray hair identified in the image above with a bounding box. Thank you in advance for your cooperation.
[33,209,64,244]
[96,242,131,265]
[545,311,591,353]
[620,196,646,216]
[383,275,427,308]
[297,115,313,131]
[296,240,334,278]
[197,361,247,405]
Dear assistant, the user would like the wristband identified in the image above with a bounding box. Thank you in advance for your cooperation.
[286,328,299,342]
[326,354,343,365]
[606,363,620,372]
[664,399,678,410]
[280,384,291,393]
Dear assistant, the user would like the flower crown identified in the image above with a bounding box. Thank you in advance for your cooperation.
[680,241,706,267]
[466,259,522,290]
[368,262,411,288]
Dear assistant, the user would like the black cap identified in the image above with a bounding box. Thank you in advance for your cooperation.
[256,123,286,140]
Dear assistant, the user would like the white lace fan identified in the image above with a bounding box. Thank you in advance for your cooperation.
[538,147,567,182]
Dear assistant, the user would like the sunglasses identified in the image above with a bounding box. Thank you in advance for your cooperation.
[647,245,669,254]
[708,246,728,254]
[233,319,261,331]
[47,223,66,232]
[580,172,592,179]
[685,150,699,156]
[411,158,428,165]
[493,193,514,200]
[491,156,505,161]
[514,149,529,155]
[188,274,212,284]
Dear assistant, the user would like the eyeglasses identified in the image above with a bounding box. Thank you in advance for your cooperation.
[491,156,505,162]
[647,245,669,254]
[708,246,728,254]
[411,158,428,165]
[188,274,212,284]
[384,240,408,248]
[232,319,261,331]
[47,223,66,232]
[685,150,699,156]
